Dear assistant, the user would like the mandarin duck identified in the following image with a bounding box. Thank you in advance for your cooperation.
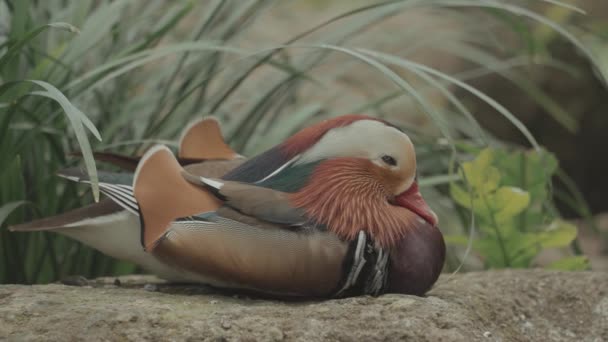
[11,114,445,297]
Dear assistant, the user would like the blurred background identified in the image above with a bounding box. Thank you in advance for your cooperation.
[1,0,607,284]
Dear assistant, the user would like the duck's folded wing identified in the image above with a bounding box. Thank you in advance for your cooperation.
[132,145,306,248]
[181,173,306,225]
[182,159,245,178]
[178,117,241,160]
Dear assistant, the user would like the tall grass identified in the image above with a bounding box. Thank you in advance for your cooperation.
[0,0,603,283]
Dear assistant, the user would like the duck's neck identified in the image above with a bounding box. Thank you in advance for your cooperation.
[387,223,445,296]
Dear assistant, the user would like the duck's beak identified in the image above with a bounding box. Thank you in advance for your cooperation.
[394,182,438,227]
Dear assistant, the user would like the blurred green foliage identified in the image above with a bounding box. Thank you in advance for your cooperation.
[448,147,589,270]
[0,0,603,283]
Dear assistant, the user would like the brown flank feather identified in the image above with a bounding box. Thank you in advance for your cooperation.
[153,223,348,297]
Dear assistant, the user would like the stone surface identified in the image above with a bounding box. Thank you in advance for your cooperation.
[0,270,606,341]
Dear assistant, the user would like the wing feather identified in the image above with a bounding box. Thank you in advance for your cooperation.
[182,173,306,225]
[179,117,241,160]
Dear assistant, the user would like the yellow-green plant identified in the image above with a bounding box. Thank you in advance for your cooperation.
[449,148,589,270]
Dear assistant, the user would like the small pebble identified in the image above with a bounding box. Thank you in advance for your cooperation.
[210,300,219,305]
[144,284,158,292]
[114,278,122,287]
[483,331,492,338]
[221,320,232,330]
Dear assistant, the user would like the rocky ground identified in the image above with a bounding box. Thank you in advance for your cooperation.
[0,270,606,342]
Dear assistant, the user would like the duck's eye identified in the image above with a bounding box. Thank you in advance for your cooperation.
[381,155,397,166]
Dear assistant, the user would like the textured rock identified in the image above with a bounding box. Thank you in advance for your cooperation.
[0,270,606,342]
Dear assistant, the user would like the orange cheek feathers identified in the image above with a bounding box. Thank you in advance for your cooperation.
[289,158,420,248]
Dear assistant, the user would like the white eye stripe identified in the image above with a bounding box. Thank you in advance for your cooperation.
[295,120,414,167]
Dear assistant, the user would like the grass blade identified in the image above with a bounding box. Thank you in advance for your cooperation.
[26,80,101,201]
[0,201,28,227]
[0,22,79,72]
[356,48,541,150]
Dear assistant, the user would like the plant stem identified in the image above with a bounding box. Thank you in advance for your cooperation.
[519,151,528,232]
[483,194,511,267]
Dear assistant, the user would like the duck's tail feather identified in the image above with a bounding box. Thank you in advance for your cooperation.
[9,199,122,232]
[57,168,139,215]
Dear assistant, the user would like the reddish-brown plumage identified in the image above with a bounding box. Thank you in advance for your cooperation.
[289,158,421,248]
[281,114,388,157]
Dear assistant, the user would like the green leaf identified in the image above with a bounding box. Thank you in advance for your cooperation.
[66,42,244,90]
[444,234,470,245]
[546,256,590,271]
[454,141,485,155]
[299,44,454,144]
[362,49,541,149]
[0,22,79,74]
[8,0,30,42]
[450,182,475,210]
[451,149,530,224]
[28,82,100,140]
[503,230,540,267]
[491,187,530,223]
[26,80,101,202]
[247,103,323,154]
[357,48,487,143]
[537,220,578,249]
[123,2,193,53]
[0,201,28,227]
[461,148,500,194]
[493,148,558,203]
[474,237,510,268]
[63,0,133,63]
[443,0,606,83]
[507,221,578,268]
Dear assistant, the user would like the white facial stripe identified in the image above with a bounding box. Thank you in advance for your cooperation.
[294,119,417,194]
[295,120,412,164]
